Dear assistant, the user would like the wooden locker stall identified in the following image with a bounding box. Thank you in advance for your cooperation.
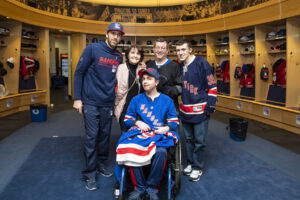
[0,19,48,117]
[71,33,86,98]
[0,19,21,94]
[286,17,300,109]
[20,24,50,104]
[207,31,230,96]
[229,27,256,100]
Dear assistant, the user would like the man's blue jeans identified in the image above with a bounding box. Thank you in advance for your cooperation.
[82,104,113,179]
[182,118,209,170]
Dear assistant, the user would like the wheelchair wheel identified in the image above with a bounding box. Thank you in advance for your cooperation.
[114,182,120,199]
[174,140,182,191]
[118,167,126,200]
[171,191,176,200]
[168,169,176,200]
[168,167,173,200]
[168,193,176,200]
[114,184,124,200]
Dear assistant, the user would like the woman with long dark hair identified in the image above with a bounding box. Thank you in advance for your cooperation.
[114,45,145,132]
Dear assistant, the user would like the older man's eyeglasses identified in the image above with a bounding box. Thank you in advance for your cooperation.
[154,46,167,50]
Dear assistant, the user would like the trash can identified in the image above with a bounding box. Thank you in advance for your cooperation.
[30,104,47,122]
[229,118,248,142]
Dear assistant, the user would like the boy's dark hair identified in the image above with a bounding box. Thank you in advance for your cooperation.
[125,45,144,63]
[175,39,192,49]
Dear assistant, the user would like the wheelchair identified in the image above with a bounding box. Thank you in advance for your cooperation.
[115,140,182,200]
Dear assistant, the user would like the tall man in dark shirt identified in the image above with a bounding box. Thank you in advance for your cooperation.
[73,23,124,191]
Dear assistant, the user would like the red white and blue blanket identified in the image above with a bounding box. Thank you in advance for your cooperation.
[116,127,179,167]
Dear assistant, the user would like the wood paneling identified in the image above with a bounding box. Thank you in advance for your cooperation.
[79,0,201,7]
[0,91,47,117]
[1,0,300,36]
[217,105,300,134]
[71,33,86,98]
[216,95,300,135]
[0,20,21,94]
[286,17,300,108]
[255,25,273,102]
[34,28,50,105]
[224,1,281,30]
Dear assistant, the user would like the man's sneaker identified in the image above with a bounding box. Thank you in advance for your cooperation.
[85,178,98,191]
[147,192,159,200]
[127,190,143,200]
[97,165,113,177]
[189,169,203,182]
[183,164,192,176]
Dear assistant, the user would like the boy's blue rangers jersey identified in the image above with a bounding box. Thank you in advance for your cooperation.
[74,40,123,106]
[180,56,217,123]
[117,92,179,167]
[124,93,179,131]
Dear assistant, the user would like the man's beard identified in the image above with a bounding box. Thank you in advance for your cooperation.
[108,39,117,49]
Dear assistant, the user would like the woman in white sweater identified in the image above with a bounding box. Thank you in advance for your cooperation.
[114,45,145,132]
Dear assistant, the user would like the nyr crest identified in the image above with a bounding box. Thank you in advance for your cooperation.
[237,101,242,109]
[296,115,300,125]
[263,107,270,116]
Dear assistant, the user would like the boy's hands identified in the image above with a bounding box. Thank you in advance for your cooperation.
[135,120,169,134]
[155,126,170,134]
[135,120,151,132]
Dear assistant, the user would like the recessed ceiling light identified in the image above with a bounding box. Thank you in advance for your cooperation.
[59,30,64,33]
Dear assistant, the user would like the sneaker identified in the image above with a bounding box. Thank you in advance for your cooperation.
[97,165,113,177]
[183,164,192,176]
[127,190,143,200]
[189,169,203,182]
[147,192,159,200]
[85,178,98,191]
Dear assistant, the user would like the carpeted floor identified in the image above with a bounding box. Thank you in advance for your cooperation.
[1,87,300,199]
[1,132,299,200]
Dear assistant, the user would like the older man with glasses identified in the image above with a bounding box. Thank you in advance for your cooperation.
[146,38,182,110]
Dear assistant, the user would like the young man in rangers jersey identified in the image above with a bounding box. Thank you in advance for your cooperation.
[73,23,124,190]
[115,68,179,200]
[175,39,217,182]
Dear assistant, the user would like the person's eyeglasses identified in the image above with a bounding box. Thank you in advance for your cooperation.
[155,47,167,50]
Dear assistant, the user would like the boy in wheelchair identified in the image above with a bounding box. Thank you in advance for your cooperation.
[115,68,180,200]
